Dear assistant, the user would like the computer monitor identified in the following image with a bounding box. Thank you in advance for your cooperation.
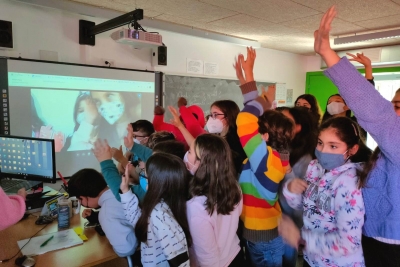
[0,135,56,183]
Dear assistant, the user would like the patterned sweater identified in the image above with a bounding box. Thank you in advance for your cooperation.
[121,191,190,267]
[283,160,365,267]
[237,81,289,242]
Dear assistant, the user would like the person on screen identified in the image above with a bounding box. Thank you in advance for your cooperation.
[91,91,140,147]
[64,92,101,151]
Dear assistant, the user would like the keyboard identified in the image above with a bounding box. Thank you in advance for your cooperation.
[0,179,23,191]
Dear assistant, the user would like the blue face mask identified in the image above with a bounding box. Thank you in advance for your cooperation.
[315,148,348,170]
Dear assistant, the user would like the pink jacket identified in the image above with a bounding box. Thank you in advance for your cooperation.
[0,188,25,231]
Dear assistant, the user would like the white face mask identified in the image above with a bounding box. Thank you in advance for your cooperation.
[206,117,224,134]
[327,102,346,115]
[98,101,125,125]
[183,151,197,175]
[76,112,85,125]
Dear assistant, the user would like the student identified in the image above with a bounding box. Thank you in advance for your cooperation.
[206,100,247,174]
[130,120,155,146]
[313,6,400,266]
[295,94,322,125]
[281,117,369,267]
[234,48,294,266]
[0,187,26,231]
[276,106,318,266]
[67,168,138,258]
[120,153,192,267]
[166,108,244,266]
[146,131,175,149]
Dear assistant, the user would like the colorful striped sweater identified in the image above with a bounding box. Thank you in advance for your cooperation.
[237,81,289,242]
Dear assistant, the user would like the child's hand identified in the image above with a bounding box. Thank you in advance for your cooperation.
[92,139,112,162]
[278,214,301,248]
[233,55,246,85]
[124,125,134,150]
[120,163,132,194]
[346,52,371,67]
[82,209,92,218]
[168,106,184,128]
[240,47,256,82]
[261,85,276,106]
[288,178,308,194]
[17,188,27,200]
[111,145,124,162]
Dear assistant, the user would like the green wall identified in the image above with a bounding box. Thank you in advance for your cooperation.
[305,66,400,113]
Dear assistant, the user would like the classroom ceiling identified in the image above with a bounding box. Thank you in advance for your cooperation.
[68,0,400,55]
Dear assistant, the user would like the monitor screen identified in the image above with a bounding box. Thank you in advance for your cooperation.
[0,58,160,177]
[0,135,56,183]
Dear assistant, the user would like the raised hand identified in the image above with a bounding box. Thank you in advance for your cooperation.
[233,55,246,85]
[346,52,371,66]
[240,47,256,82]
[278,214,301,248]
[168,106,184,128]
[92,139,112,162]
[124,125,134,150]
[261,85,276,106]
[111,145,124,162]
[314,6,340,67]
[120,163,132,194]
[288,178,308,194]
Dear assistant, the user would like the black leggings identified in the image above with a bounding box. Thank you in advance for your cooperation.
[303,260,312,267]
[362,235,400,267]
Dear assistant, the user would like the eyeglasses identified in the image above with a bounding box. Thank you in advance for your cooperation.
[133,134,147,139]
[209,113,225,119]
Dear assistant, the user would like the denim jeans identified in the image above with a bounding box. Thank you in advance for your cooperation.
[282,243,297,267]
[246,236,285,267]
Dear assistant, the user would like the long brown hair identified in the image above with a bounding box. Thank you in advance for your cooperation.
[189,134,241,216]
[210,100,240,129]
[135,153,192,246]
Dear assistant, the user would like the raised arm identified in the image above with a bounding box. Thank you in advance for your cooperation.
[93,139,123,201]
[315,6,400,165]
[153,106,187,144]
[168,106,195,147]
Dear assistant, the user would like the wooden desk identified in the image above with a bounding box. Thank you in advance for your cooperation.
[0,212,118,267]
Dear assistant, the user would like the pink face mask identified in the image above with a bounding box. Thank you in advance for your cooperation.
[183,151,197,175]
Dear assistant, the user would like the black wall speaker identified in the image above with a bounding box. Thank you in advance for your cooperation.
[152,46,167,66]
[0,20,13,49]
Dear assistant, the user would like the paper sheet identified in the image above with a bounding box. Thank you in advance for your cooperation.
[17,229,83,256]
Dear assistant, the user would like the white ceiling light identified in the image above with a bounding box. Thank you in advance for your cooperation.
[334,29,400,45]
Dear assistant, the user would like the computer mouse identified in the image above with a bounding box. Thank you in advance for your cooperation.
[15,256,35,267]
[35,215,54,225]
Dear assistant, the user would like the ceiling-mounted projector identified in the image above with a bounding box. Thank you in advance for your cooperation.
[111,29,163,49]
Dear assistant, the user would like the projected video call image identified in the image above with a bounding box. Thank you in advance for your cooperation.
[31,89,141,152]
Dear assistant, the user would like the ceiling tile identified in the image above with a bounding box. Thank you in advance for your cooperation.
[282,14,366,35]
[354,15,400,30]
[113,0,238,23]
[209,14,301,39]
[291,0,400,23]
[199,0,321,23]
[260,32,315,54]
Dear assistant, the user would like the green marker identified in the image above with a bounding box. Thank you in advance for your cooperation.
[40,235,54,248]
